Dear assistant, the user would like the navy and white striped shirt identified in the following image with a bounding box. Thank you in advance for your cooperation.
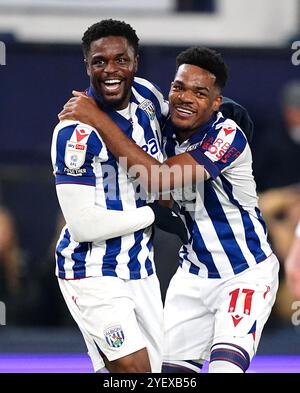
[51,77,168,280]
[164,112,272,279]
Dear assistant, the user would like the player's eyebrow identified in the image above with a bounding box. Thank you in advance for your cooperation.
[194,86,210,92]
[173,80,210,92]
[91,52,126,59]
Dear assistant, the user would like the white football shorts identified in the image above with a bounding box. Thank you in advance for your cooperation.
[58,274,163,372]
[163,254,279,362]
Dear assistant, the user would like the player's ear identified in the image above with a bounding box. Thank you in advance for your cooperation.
[84,58,91,77]
[133,54,139,73]
[213,95,222,112]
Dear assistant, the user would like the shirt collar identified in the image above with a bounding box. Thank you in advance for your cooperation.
[86,86,133,135]
[163,112,218,145]
[188,112,218,144]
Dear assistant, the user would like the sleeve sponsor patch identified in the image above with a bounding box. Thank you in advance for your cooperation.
[64,140,87,170]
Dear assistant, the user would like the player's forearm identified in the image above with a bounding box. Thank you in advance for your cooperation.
[92,110,162,189]
[93,111,205,192]
[56,184,155,243]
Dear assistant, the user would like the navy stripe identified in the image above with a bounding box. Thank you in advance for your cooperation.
[162,363,197,373]
[132,105,157,207]
[125,106,154,278]
[144,234,154,276]
[255,207,268,235]
[71,242,89,279]
[101,237,120,277]
[248,320,256,334]
[210,348,249,372]
[186,360,203,370]
[220,174,267,262]
[101,158,123,276]
[188,149,220,179]
[55,175,95,186]
[183,208,220,278]
[101,159,123,211]
[211,342,250,366]
[56,228,71,279]
[127,230,142,280]
[204,180,249,274]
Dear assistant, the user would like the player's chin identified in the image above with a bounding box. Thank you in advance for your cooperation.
[102,94,124,108]
[171,117,194,131]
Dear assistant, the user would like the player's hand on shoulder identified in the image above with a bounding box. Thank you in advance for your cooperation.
[147,201,188,244]
[58,90,100,129]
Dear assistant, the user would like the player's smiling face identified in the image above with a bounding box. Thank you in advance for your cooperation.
[85,36,138,110]
[169,64,222,135]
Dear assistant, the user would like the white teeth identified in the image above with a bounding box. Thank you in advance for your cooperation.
[104,79,121,85]
[177,107,193,115]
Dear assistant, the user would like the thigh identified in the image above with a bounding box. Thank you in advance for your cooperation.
[58,276,147,369]
[126,274,164,373]
[213,254,279,358]
[163,268,213,361]
[58,277,105,372]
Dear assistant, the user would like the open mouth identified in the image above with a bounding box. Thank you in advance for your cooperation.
[102,79,122,93]
[174,106,195,118]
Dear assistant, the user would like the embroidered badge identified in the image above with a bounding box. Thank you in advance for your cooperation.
[139,99,156,121]
[104,325,125,348]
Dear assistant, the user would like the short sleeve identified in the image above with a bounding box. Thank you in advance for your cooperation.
[51,122,106,186]
[188,119,248,180]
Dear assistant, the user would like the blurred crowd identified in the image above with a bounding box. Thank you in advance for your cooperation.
[253,79,300,326]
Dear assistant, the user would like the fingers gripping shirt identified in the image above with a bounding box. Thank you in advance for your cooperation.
[164,112,273,279]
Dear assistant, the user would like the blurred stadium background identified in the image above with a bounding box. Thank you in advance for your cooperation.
[0,0,300,372]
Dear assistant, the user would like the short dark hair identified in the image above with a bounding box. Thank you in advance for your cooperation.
[82,19,139,57]
[176,47,228,89]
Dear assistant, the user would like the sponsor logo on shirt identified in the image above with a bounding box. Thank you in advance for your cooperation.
[64,140,87,171]
[141,137,159,155]
[202,137,240,163]
[75,128,89,142]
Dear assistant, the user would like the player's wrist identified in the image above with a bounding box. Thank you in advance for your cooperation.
[142,205,156,225]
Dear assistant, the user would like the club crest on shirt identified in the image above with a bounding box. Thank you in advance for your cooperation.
[104,325,125,348]
[64,140,87,170]
[139,99,156,121]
